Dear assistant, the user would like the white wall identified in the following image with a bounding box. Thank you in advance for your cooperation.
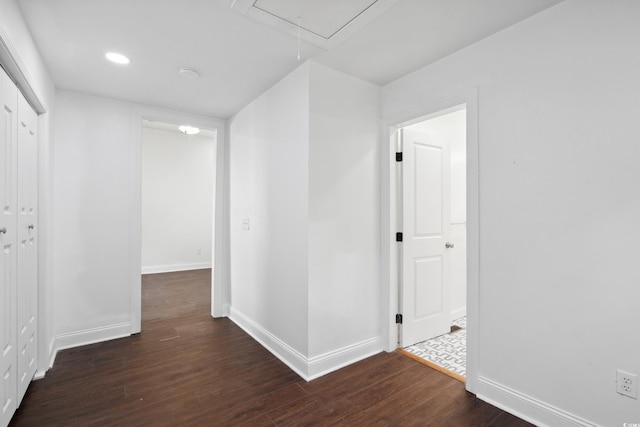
[52,90,228,354]
[405,109,467,319]
[230,61,383,379]
[0,0,54,105]
[53,91,137,343]
[0,0,56,375]
[141,127,215,273]
[384,1,640,425]
[308,62,381,362]
[229,63,311,361]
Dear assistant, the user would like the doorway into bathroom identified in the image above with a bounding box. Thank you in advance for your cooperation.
[395,106,467,382]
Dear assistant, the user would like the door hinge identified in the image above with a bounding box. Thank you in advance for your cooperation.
[396,232,403,242]
[395,314,403,324]
[395,152,403,162]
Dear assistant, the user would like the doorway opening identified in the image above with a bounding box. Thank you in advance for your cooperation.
[131,111,226,335]
[395,107,467,382]
[140,120,217,274]
[140,119,217,317]
[384,89,478,392]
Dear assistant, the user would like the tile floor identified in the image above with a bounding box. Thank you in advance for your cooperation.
[403,316,467,377]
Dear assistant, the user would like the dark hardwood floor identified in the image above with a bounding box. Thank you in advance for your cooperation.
[10,269,532,426]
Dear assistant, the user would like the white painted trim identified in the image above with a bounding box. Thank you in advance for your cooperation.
[36,112,54,377]
[229,307,309,379]
[47,336,55,368]
[32,336,57,379]
[0,21,46,113]
[0,22,56,381]
[132,106,230,339]
[212,120,229,318]
[307,337,383,381]
[381,87,479,394]
[51,322,132,358]
[141,262,212,275]
[230,307,383,381]
[451,307,467,320]
[477,377,598,427]
[222,303,231,317]
[42,323,132,377]
[130,110,142,334]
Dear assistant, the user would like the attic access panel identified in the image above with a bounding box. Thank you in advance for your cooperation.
[230,0,399,49]
[254,0,376,39]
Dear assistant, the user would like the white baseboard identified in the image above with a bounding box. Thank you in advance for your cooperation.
[307,336,383,381]
[452,307,467,319]
[34,336,58,379]
[230,307,309,378]
[477,377,597,427]
[49,322,132,369]
[222,303,231,317]
[48,335,56,367]
[229,307,383,381]
[141,262,212,274]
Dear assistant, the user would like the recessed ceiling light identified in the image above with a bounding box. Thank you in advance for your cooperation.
[178,125,200,135]
[105,52,130,65]
[178,67,200,80]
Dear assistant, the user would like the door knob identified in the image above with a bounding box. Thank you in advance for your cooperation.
[445,242,454,249]
[0,227,6,234]
[28,224,34,230]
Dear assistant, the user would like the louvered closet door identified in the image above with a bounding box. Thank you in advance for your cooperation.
[0,68,18,427]
[16,92,37,403]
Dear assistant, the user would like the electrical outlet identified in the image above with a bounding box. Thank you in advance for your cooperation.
[617,370,638,399]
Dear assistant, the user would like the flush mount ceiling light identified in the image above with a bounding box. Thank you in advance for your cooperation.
[105,52,130,64]
[178,125,200,135]
[178,67,200,79]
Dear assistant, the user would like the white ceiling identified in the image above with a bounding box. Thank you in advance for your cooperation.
[250,0,381,38]
[231,0,401,49]
[17,0,563,119]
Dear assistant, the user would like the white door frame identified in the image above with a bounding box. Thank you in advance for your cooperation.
[131,108,229,333]
[381,87,479,393]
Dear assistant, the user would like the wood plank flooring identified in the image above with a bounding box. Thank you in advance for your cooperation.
[10,270,533,426]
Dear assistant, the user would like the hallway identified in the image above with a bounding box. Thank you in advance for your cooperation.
[10,270,531,426]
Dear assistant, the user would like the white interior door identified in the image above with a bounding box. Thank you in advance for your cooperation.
[401,127,452,347]
[16,93,37,403]
[0,66,18,427]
